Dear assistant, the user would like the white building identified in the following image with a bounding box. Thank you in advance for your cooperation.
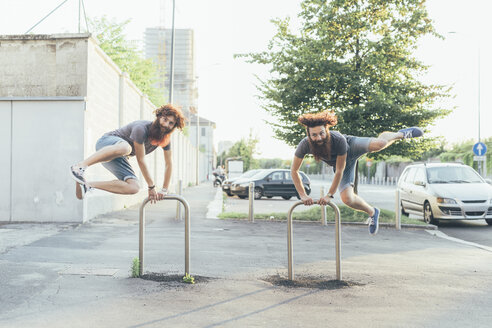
[188,114,217,178]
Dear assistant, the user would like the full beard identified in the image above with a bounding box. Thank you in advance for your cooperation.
[149,120,172,142]
[308,137,331,162]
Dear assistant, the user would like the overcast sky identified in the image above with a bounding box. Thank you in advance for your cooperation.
[1,0,491,159]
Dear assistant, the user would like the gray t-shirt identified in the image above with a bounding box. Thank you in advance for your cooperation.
[106,120,171,156]
[294,131,348,167]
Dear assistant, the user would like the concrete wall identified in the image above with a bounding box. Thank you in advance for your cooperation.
[0,99,85,222]
[0,34,206,222]
[0,34,89,97]
[0,102,12,220]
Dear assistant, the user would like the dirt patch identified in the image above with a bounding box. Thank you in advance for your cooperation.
[140,273,214,285]
[264,274,363,290]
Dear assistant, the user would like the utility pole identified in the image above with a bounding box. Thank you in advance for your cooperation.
[169,0,176,103]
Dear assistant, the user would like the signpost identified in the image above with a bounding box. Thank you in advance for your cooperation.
[473,142,487,177]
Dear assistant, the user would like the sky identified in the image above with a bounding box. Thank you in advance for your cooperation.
[1,0,491,159]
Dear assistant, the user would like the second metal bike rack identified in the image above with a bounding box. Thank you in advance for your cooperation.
[287,200,342,281]
[139,195,191,277]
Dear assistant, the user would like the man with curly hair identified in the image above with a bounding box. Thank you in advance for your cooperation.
[292,110,423,235]
[70,104,185,203]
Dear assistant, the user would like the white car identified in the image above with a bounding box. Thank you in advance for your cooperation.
[397,163,492,225]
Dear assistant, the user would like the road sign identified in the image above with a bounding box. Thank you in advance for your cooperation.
[474,155,486,161]
[473,142,487,156]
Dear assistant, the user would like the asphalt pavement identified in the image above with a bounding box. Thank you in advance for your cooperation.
[1,182,492,327]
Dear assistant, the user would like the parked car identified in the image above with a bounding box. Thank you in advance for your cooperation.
[397,163,492,225]
[222,169,263,196]
[230,169,311,200]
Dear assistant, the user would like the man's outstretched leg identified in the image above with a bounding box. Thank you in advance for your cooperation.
[71,140,134,199]
[340,186,380,235]
[369,127,424,152]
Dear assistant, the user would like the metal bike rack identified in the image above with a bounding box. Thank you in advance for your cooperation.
[287,200,342,281]
[139,194,190,276]
[395,189,401,230]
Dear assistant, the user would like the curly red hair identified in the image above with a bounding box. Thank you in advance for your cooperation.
[153,104,186,130]
[298,110,337,128]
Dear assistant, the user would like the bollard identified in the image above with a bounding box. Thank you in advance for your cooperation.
[176,179,182,220]
[139,194,191,276]
[287,199,341,281]
[395,189,401,230]
[248,182,255,222]
[320,186,327,226]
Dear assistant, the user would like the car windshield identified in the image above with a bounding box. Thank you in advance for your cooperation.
[427,166,483,184]
[240,169,260,179]
[251,170,276,180]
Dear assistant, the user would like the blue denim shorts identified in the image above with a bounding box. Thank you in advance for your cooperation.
[338,136,372,192]
[95,135,138,181]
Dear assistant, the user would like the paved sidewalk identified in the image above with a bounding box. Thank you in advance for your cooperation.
[1,183,492,327]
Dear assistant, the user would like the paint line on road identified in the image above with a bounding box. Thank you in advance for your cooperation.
[426,230,492,253]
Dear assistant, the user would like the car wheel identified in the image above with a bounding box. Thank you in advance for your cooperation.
[282,196,291,200]
[486,219,492,226]
[423,202,438,225]
[254,187,263,200]
[238,195,247,199]
[401,202,409,216]
[266,196,273,199]
[226,191,232,196]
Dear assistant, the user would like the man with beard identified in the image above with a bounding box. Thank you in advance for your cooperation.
[291,110,423,235]
[70,104,185,203]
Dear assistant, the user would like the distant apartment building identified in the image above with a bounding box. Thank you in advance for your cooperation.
[144,27,197,117]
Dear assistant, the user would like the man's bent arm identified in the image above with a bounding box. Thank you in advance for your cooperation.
[291,156,309,198]
[328,154,346,195]
[134,142,154,187]
[162,149,172,190]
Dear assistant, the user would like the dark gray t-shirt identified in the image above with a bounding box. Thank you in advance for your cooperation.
[294,131,348,167]
[106,120,171,156]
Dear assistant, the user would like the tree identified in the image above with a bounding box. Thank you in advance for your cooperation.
[223,134,260,171]
[88,16,166,106]
[439,137,492,173]
[242,0,451,160]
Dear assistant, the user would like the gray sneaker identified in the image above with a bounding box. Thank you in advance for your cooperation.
[398,127,423,139]
[367,207,380,235]
[70,165,86,184]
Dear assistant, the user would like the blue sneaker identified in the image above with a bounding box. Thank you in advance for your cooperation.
[368,207,380,235]
[398,127,423,139]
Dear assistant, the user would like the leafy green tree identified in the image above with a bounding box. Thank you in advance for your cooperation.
[242,0,450,160]
[258,158,288,169]
[223,134,260,171]
[439,137,492,173]
[88,16,166,106]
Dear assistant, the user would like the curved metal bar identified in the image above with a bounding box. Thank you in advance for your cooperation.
[287,199,341,281]
[139,194,191,276]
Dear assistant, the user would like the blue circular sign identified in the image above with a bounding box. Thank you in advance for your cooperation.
[473,142,487,156]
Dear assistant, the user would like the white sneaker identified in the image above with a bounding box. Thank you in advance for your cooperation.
[70,165,86,184]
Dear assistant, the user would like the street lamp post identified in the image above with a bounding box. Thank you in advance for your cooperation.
[448,31,483,175]
[168,0,176,103]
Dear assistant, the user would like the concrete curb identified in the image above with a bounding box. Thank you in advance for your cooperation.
[217,217,436,230]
